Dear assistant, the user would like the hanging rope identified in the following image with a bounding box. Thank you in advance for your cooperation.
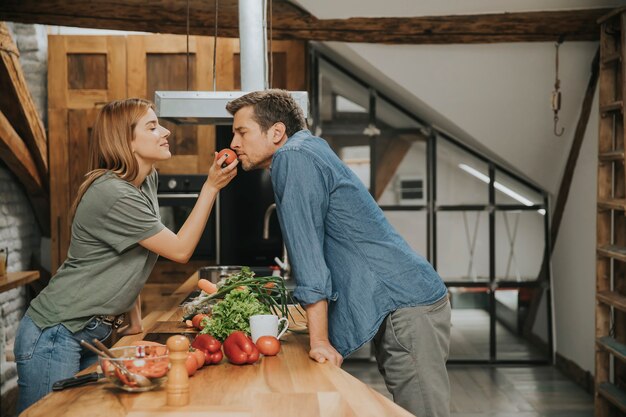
[269,0,273,89]
[185,0,190,91]
[212,0,219,91]
[552,38,565,137]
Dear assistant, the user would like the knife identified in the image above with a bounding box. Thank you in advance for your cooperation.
[52,372,104,391]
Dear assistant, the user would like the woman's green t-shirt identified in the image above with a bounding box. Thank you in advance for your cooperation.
[27,171,165,333]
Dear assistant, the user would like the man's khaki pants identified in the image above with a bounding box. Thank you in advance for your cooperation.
[373,296,451,417]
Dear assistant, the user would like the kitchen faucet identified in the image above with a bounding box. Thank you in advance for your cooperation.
[263,203,290,279]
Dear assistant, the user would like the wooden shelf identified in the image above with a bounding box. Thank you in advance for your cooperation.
[600,101,624,116]
[597,245,626,262]
[602,52,622,66]
[599,150,625,162]
[597,336,626,362]
[597,290,626,313]
[598,198,626,211]
[598,382,626,414]
[0,270,40,293]
[596,10,626,416]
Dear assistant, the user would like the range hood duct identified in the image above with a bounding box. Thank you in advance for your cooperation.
[155,0,308,125]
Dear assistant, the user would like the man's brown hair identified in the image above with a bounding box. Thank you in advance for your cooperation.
[225,89,307,137]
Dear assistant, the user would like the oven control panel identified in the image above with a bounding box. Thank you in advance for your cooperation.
[157,175,205,193]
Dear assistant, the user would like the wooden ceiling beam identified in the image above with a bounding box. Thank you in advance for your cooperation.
[0,22,48,183]
[0,110,42,189]
[0,1,609,44]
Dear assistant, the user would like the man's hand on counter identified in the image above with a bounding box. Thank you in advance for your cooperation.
[309,340,343,367]
[305,299,343,366]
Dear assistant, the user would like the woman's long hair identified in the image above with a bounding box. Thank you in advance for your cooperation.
[70,98,155,218]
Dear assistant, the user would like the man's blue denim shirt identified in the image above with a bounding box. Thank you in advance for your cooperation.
[271,130,447,357]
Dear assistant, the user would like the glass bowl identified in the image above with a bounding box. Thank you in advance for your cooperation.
[98,345,169,392]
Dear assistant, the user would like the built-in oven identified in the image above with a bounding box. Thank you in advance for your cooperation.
[157,174,216,261]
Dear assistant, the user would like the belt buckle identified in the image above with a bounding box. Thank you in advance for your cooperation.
[100,314,125,329]
[112,314,125,329]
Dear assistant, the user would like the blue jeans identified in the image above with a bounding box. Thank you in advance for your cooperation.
[14,313,113,414]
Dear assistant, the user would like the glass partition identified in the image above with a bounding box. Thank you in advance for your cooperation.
[495,286,550,360]
[495,170,544,207]
[437,140,489,206]
[495,211,545,282]
[448,287,490,361]
[437,211,490,282]
[318,58,370,136]
[377,141,427,206]
[386,211,428,256]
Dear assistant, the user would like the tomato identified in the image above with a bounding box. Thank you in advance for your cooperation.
[131,340,168,357]
[256,336,281,356]
[186,353,198,377]
[136,360,169,378]
[114,367,136,387]
[216,148,237,168]
[190,348,205,369]
[192,314,209,330]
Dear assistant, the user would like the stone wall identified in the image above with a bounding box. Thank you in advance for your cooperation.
[0,23,46,416]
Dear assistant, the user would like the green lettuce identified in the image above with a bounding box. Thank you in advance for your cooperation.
[201,287,270,341]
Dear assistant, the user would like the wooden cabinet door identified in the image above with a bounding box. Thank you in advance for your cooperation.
[48,108,99,272]
[48,36,127,272]
[127,35,215,174]
[48,36,126,109]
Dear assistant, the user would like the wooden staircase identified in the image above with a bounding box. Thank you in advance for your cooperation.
[596,7,626,416]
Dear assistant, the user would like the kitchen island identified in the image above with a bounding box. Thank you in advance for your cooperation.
[21,272,412,417]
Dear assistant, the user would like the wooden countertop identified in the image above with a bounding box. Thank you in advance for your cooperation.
[0,270,40,293]
[22,273,412,417]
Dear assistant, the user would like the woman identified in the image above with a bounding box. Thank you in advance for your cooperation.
[14,98,238,412]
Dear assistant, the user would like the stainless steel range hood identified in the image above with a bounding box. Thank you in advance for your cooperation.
[155,0,308,125]
[155,90,309,125]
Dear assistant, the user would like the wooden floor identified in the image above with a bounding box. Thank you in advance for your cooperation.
[343,362,594,416]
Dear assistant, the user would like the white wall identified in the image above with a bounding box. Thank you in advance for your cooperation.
[551,89,598,373]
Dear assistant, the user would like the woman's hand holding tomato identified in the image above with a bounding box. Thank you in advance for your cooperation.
[206,150,238,192]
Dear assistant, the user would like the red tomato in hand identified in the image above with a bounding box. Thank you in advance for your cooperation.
[256,336,281,356]
[217,149,237,168]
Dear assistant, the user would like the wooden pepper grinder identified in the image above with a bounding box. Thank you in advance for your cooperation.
[166,335,190,406]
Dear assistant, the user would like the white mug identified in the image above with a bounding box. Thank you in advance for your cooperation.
[249,314,289,343]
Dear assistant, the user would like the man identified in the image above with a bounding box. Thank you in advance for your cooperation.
[226,89,451,417]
